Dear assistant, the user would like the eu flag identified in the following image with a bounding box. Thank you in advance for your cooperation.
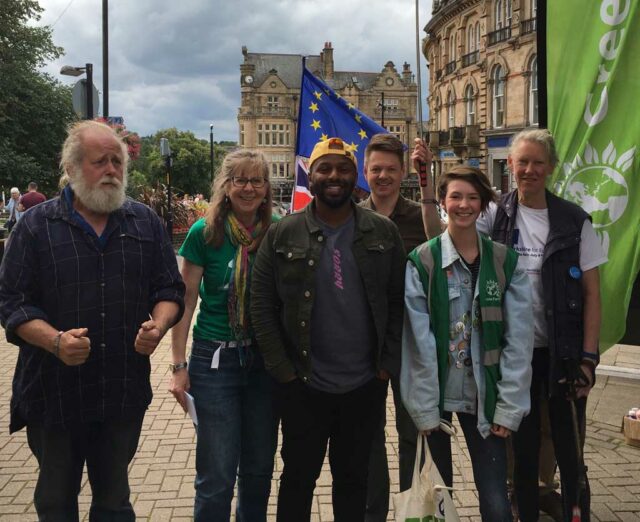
[296,65,389,191]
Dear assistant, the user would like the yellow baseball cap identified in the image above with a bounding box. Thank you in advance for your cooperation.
[309,137,358,171]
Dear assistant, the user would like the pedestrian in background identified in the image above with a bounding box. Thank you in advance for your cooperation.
[20,181,46,211]
[5,187,22,232]
[169,149,278,521]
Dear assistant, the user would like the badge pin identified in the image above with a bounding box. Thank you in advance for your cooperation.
[455,321,465,333]
[569,266,582,280]
[463,330,471,341]
[455,361,463,369]
[449,343,456,352]
[457,340,469,351]
[464,357,473,367]
[458,349,467,360]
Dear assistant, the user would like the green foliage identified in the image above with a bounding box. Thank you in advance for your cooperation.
[130,128,230,198]
[0,0,77,196]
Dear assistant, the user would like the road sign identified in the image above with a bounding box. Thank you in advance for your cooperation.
[72,80,100,119]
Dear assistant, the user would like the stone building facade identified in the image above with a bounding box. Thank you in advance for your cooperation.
[238,43,420,202]
[424,0,538,192]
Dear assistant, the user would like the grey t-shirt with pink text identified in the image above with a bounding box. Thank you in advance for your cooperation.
[309,214,376,393]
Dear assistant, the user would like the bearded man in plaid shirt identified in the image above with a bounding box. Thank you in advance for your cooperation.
[0,120,185,521]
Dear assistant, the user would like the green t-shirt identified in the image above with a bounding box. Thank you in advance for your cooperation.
[178,215,280,341]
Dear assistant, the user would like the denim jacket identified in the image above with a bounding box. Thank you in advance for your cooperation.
[250,202,406,384]
[401,230,533,438]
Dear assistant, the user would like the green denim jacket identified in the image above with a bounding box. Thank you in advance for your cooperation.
[250,202,406,384]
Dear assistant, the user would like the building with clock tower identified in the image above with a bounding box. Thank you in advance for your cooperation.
[238,42,419,202]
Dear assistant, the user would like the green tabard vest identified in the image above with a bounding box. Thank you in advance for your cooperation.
[407,234,518,422]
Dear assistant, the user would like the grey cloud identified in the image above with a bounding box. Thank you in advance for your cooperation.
[39,0,432,140]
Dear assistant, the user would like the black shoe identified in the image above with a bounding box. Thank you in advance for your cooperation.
[539,491,563,522]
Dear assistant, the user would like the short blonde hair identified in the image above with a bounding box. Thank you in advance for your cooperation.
[510,128,559,167]
[59,120,129,186]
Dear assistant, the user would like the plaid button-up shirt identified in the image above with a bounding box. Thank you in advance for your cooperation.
[0,193,185,432]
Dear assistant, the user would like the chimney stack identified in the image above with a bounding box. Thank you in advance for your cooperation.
[322,41,334,80]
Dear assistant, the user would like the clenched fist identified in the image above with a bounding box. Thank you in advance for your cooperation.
[56,328,91,366]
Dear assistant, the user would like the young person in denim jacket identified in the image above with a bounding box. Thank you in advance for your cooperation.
[401,166,533,521]
[169,150,278,521]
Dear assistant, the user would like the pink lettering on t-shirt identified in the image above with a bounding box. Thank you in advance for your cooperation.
[333,248,344,290]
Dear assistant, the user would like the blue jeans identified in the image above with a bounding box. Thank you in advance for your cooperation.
[427,411,512,522]
[189,340,278,522]
[26,415,143,522]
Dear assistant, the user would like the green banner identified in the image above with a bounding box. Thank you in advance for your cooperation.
[547,0,640,349]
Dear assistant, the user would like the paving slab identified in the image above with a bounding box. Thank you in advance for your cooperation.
[1,329,639,521]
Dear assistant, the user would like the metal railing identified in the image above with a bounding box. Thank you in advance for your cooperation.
[445,60,456,75]
[461,51,479,68]
[487,26,512,46]
[450,127,465,143]
[520,17,537,35]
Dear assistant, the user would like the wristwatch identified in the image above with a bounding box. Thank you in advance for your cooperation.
[169,362,188,373]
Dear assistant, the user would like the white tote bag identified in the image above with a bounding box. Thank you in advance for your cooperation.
[393,426,460,522]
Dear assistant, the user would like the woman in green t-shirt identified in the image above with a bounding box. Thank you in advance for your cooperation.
[169,149,277,521]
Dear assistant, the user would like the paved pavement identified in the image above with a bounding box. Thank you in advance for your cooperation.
[1,326,639,521]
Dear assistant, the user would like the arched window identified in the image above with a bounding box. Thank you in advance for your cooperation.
[447,90,455,129]
[465,85,475,125]
[496,0,504,29]
[530,56,539,125]
[532,0,537,17]
[475,22,481,50]
[492,66,505,128]
[506,0,512,26]
[467,24,475,51]
[435,96,441,130]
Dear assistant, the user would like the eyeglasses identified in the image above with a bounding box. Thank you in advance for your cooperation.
[231,177,268,188]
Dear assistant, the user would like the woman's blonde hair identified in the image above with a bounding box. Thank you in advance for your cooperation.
[204,149,272,249]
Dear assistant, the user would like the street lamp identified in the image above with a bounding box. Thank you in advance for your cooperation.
[60,63,94,119]
[209,124,215,181]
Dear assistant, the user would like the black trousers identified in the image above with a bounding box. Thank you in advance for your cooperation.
[365,375,418,522]
[26,415,144,522]
[276,377,387,522]
[513,348,590,522]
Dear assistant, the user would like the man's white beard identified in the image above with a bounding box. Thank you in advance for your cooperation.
[70,173,127,214]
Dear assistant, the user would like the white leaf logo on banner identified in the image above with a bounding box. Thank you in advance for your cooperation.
[558,142,633,231]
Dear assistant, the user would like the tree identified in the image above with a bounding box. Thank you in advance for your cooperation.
[0,0,77,196]
[129,129,228,198]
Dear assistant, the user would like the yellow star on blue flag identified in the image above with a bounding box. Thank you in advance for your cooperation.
[296,65,391,191]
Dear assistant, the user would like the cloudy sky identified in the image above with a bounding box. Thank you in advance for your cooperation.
[37,0,433,141]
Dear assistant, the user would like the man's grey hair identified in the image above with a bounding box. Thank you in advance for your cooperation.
[509,128,559,167]
[59,120,129,186]
[10,187,19,194]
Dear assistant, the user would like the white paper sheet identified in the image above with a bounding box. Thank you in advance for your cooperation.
[185,392,198,426]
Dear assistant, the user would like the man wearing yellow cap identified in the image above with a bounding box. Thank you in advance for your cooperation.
[251,137,406,521]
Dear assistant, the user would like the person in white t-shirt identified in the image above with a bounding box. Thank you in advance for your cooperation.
[413,128,605,522]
